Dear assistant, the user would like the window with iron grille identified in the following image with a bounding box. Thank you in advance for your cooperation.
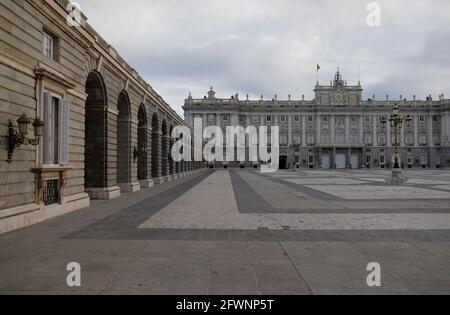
[43,180,59,206]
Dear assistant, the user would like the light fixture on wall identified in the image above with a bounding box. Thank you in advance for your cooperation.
[7,113,45,163]
[133,145,147,161]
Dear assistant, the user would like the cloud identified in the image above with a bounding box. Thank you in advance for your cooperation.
[76,0,450,115]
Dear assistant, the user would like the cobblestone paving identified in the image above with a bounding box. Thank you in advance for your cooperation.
[0,169,450,294]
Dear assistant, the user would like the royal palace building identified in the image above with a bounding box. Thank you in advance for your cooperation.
[0,0,203,234]
[184,69,450,170]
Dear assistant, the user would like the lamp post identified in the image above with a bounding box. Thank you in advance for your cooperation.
[381,104,411,184]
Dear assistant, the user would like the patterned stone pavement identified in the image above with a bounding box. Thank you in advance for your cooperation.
[1,169,450,294]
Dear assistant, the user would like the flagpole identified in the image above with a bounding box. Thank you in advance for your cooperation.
[316,63,319,84]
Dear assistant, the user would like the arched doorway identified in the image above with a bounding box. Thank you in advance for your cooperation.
[151,113,160,179]
[161,120,168,177]
[117,91,131,188]
[137,105,148,182]
[85,71,107,195]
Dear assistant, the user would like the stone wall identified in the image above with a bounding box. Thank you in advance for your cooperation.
[0,0,203,233]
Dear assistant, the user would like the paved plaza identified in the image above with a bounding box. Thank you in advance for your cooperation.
[1,169,450,294]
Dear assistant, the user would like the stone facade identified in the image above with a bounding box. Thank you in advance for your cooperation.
[0,0,204,234]
[184,69,450,170]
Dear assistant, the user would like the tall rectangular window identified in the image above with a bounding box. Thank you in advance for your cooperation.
[43,31,58,61]
[43,91,69,165]
[43,32,54,59]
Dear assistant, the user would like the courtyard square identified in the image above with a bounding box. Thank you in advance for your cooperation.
[0,169,450,295]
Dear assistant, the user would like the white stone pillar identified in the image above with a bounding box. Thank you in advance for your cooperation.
[345,115,350,144]
[202,114,207,131]
[386,116,391,147]
[301,115,307,147]
[372,114,378,146]
[216,113,221,127]
[235,113,240,126]
[401,119,405,147]
[246,115,251,128]
[316,114,321,145]
[330,114,336,144]
[414,114,419,147]
[186,113,193,128]
[359,115,363,145]
[428,114,434,146]
[288,115,293,145]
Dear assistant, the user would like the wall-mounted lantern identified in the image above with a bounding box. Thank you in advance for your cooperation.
[133,145,147,161]
[7,113,45,163]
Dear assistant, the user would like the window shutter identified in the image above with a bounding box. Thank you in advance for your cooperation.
[43,92,52,164]
[59,99,70,165]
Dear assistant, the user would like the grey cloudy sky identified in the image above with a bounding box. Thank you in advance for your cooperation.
[76,0,450,116]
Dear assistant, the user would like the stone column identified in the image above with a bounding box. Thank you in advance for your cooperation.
[386,116,391,147]
[153,130,162,180]
[288,115,293,145]
[161,134,169,177]
[216,113,221,128]
[315,115,321,145]
[139,125,154,188]
[330,114,336,144]
[400,120,405,147]
[372,114,378,146]
[202,113,207,130]
[301,115,307,147]
[186,113,194,128]
[232,113,239,127]
[345,115,350,144]
[414,114,419,147]
[358,115,364,145]
[428,114,434,146]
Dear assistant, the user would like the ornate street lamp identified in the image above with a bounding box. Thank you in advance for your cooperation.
[7,113,45,163]
[381,104,411,184]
